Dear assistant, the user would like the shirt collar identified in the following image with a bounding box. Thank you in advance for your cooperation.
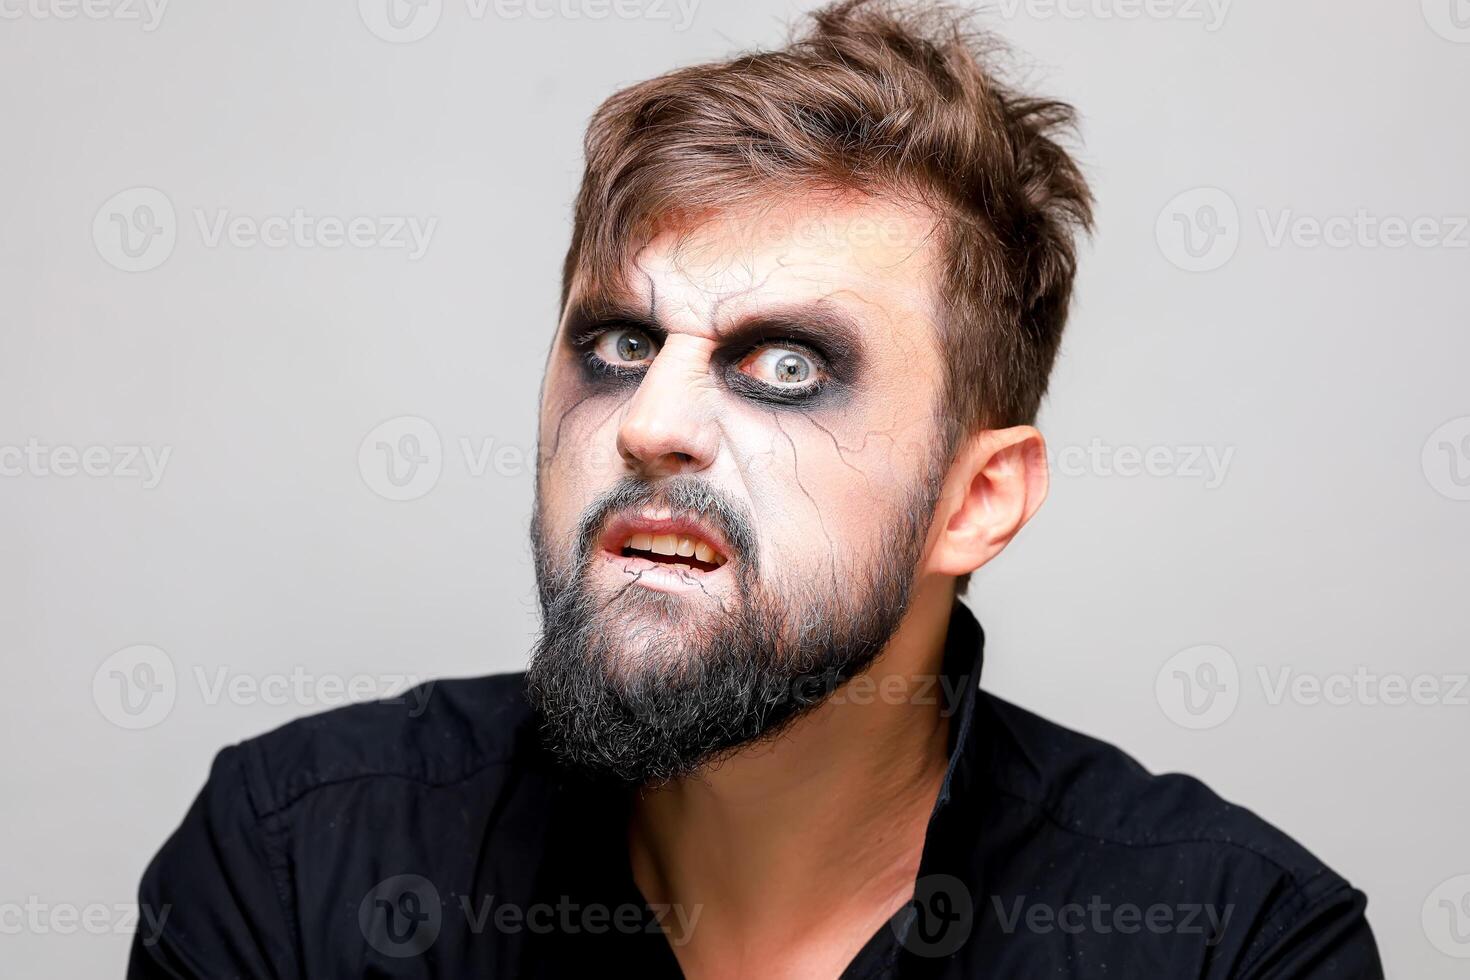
[933,598,986,807]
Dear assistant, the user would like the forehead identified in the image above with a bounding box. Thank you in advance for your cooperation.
[573,192,947,349]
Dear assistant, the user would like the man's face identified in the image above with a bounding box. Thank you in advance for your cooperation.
[528,193,956,782]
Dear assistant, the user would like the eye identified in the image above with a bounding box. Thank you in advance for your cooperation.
[591,327,660,367]
[738,345,823,391]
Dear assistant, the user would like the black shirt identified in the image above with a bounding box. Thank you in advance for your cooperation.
[129,601,1382,978]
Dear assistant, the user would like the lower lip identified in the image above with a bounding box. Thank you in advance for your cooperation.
[595,549,733,594]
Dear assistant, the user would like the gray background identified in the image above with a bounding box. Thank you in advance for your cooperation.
[3,0,1467,974]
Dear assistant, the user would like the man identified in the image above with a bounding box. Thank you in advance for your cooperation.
[130,1,1381,976]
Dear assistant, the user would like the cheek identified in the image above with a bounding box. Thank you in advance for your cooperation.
[723,401,937,572]
[536,357,627,538]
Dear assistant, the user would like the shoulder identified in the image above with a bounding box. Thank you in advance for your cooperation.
[230,671,539,817]
[965,692,1380,977]
[979,693,1322,872]
[130,673,546,978]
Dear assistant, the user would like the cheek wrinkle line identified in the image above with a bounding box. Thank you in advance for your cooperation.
[799,413,877,488]
[545,392,601,459]
[769,410,842,597]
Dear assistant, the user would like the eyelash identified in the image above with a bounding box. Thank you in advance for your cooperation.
[574,327,831,403]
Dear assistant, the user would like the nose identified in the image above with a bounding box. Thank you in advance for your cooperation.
[615,339,719,477]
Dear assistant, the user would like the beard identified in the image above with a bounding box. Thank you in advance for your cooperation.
[526,459,946,786]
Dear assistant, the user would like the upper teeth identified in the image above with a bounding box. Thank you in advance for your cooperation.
[624,533,726,567]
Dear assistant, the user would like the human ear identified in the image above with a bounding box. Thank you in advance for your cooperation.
[925,426,1049,577]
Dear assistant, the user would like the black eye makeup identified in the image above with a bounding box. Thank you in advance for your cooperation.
[562,301,863,406]
[566,314,664,387]
[581,325,661,378]
[720,334,833,405]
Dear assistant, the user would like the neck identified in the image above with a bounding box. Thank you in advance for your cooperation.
[628,575,959,978]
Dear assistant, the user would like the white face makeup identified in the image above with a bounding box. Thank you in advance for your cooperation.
[534,192,952,658]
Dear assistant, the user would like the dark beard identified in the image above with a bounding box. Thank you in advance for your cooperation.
[526,467,944,786]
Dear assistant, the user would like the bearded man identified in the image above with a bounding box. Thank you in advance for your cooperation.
[130,2,1381,977]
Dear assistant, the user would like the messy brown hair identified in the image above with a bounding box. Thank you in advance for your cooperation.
[560,0,1092,438]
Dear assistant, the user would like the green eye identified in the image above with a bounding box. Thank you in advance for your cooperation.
[593,328,659,366]
[740,346,819,388]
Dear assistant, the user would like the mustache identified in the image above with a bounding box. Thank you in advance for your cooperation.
[573,475,761,575]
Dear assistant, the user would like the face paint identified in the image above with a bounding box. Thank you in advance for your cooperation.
[528,194,954,783]
[527,466,945,784]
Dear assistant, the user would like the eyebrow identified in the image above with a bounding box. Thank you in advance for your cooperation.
[561,294,868,366]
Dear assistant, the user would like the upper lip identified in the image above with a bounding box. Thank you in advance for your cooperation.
[598,509,734,566]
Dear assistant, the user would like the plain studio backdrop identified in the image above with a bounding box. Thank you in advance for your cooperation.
[2,0,1467,974]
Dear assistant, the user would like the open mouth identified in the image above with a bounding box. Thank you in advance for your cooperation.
[600,512,733,577]
[616,532,727,573]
